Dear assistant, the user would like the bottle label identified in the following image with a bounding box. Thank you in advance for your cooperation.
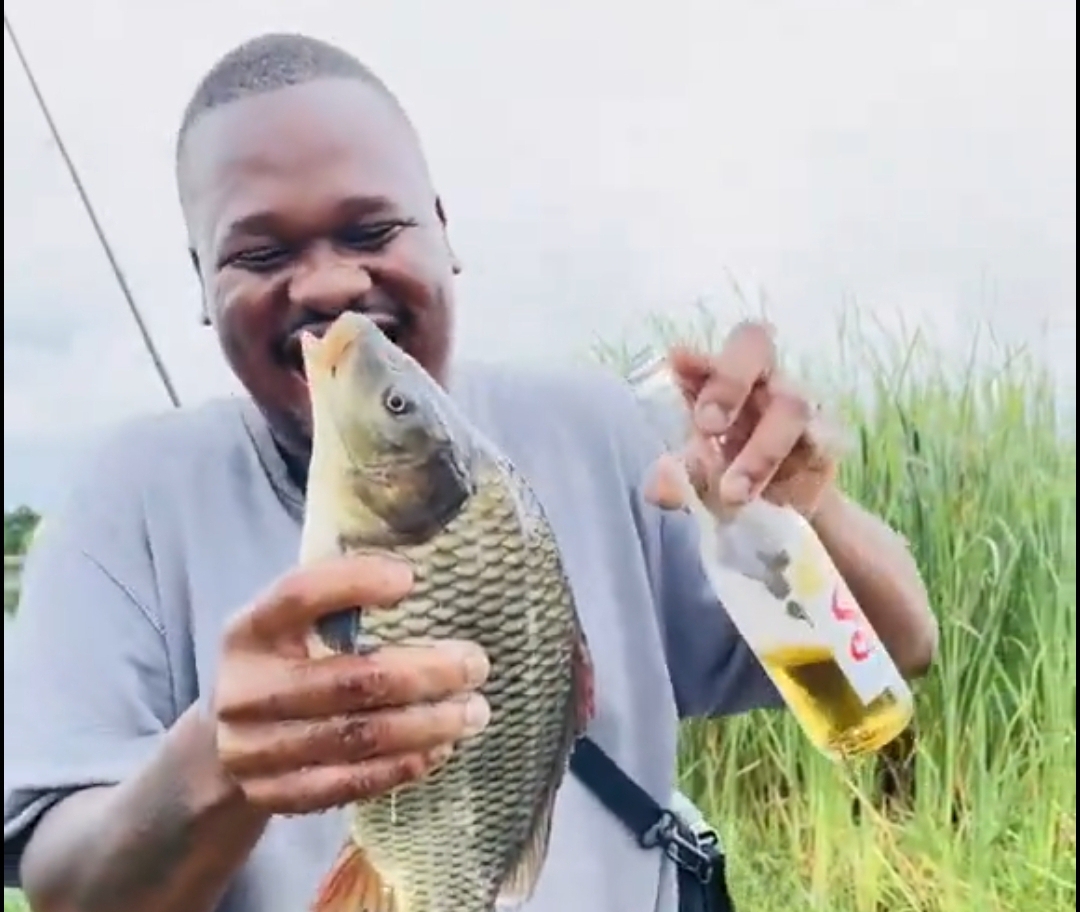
[821,577,891,705]
[790,531,893,706]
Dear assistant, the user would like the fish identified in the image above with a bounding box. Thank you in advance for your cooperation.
[298,311,595,912]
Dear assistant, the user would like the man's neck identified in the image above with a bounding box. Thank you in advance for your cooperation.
[278,445,309,492]
[266,424,311,493]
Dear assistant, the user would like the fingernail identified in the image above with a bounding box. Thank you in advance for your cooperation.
[696,403,729,435]
[720,471,753,505]
[430,743,455,766]
[644,455,689,510]
[460,647,491,688]
[462,695,491,737]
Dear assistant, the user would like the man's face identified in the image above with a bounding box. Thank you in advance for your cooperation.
[179,78,458,458]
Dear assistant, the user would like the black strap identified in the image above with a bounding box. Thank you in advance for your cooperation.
[570,737,734,910]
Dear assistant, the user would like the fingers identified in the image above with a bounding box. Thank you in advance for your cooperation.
[241,745,455,815]
[664,321,831,514]
[226,553,415,647]
[218,639,491,722]
[219,693,491,778]
[679,321,778,436]
[718,380,814,507]
[643,453,692,510]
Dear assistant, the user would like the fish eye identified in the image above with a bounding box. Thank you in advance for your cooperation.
[382,387,414,417]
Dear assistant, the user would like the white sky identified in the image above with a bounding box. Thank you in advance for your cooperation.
[4,0,1076,511]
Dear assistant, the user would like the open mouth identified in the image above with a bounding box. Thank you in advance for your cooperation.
[283,310,406,378]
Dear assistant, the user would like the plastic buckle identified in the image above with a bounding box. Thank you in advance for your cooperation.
[640,810,722,885]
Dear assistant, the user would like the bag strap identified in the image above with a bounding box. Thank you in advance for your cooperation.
[570,736,734,909]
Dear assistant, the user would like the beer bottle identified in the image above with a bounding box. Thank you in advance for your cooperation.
[626,349,915,759]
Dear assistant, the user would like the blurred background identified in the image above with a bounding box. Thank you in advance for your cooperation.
[4,4,1077,911]
[4,0,1076,512]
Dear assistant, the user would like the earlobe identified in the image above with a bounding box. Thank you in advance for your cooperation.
[434,196,463,275]
[189,247,212,326]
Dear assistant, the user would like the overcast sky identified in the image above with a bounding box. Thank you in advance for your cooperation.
[4,0,1076,512]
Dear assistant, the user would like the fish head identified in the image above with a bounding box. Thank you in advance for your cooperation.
[301,310,476,548]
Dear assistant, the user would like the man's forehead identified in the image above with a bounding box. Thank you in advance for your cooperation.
[179,80,430,231]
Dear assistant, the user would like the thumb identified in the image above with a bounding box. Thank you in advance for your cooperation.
[644,453,692,510]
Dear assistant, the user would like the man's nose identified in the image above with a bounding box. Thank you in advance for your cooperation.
[288,253,374,315]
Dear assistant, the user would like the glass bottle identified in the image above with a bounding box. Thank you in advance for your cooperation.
[626,350,915,760]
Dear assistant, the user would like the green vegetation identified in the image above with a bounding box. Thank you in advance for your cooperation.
[4,506,39,615]
[598,310,1075,912]
[4,314,1075,912]
[4,506,40,558]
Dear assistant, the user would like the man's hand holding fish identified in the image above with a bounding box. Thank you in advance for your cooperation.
[211,550,492,816]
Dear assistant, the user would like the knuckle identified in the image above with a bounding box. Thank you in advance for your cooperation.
[337,659,393,707]
[214,670,253,721]
[215,725,245,771]
[343,765,379,801]
[746,457,780,484]
[397,751,433,782]
[370,557,411,594]
[266,572,309,615]
[338,715,384,759]
[703,373,748,406]
[240,778,281,813]
[350,553,412,600]
[774,387,813,423]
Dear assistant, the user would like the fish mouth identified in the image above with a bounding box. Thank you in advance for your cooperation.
[281,308,408,379]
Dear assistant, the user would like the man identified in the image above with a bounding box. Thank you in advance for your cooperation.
[3,32,937,912]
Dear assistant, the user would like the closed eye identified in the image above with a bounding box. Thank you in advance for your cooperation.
[336,220,416,252]
[227,245,293,272]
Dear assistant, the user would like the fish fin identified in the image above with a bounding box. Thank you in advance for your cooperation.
[572,625,597,736]
[310,841,401,912]
[494,780,559,908]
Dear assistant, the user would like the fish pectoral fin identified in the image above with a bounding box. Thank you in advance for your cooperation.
[572,628,597,736]
[311,841,400,912]
[495,788,559,908]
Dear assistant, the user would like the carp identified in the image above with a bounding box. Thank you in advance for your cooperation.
[299,311,594,912]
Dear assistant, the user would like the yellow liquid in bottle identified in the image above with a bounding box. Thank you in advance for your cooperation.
[760,643,914,758]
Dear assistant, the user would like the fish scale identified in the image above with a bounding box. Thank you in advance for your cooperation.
[343,460,582,912]
[300,311,591,912]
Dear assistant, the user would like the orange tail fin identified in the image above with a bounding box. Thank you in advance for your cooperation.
[311,841,400,912]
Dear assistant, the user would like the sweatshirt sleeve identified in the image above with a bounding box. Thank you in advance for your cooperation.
[3,444,177,888]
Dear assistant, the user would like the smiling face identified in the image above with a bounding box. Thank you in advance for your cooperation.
[178,77,459,462]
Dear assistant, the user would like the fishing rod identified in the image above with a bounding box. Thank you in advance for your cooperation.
[4,11,183,409]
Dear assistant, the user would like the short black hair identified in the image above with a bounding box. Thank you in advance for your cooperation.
[176,32,401,163]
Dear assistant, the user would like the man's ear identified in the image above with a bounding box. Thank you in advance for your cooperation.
[189,247,212,326]
[435,196,463,275]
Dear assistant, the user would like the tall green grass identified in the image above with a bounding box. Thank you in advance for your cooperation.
[6,313,1075,912]
[597,309,1076,911]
